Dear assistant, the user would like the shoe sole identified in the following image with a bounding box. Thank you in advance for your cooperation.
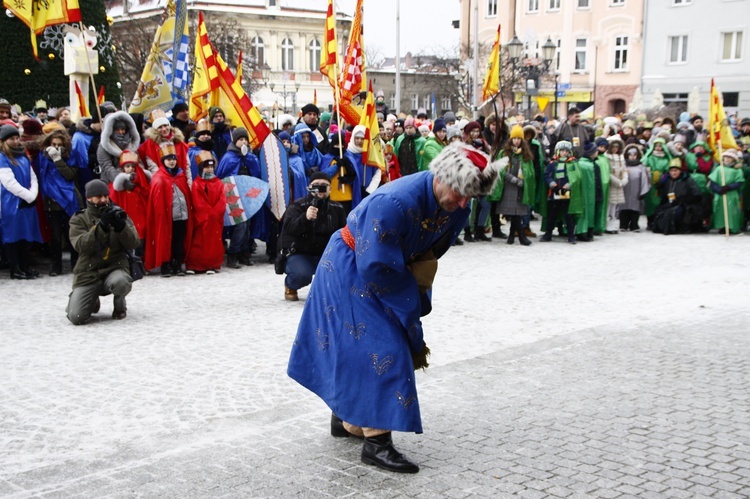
[361,456,419,473]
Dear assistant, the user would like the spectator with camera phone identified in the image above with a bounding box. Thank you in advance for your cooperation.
[277,172,346,301]
[66,179,140,324]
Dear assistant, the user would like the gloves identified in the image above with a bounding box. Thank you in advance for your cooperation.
[563,183,571,190]
[45,146,62,162]
[123,173,136,191]
[111,213,127,232]
[336,156,357,185]
[728,182,742,191]
[719,186,729,195]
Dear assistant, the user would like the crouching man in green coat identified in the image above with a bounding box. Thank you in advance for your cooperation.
[67,179,140,325]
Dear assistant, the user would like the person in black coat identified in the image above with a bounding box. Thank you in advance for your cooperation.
[278,172,347,301]
[653,159,705,235]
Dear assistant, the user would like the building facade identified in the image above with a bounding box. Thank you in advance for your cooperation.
[105,0,351,118]
[460,0,644,118]
[641,0,750,118]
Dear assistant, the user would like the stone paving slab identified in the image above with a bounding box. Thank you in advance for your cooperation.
[3,305,748,498]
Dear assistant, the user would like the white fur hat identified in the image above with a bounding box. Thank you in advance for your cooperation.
[429,142,506,197]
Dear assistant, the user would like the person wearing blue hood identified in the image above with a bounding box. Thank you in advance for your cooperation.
[209,106,233,160]
[217,128,262,268]
[279,131,309,201]
[292,122,324,178]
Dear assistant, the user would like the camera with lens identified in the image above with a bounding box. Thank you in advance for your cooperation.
[111,206,128,220]
[307,183,328,195]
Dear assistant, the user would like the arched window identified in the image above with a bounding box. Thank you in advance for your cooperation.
[250,36,265,66]
[281,38,294,71]
[309,39,321,71]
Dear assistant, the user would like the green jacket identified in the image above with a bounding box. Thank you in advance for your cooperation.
[421,137,445,170]
[69,203,140,288]
[487,150,536,206]
[644,140,672,216]
[594,155,611,233]
[708,165,745,232]
[576,157,597,233]
[393,133,426,174]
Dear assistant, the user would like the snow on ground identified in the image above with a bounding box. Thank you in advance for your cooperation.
[0,219,747,482]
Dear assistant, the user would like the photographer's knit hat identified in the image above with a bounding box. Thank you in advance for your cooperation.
[429,142,505,197]
[85,179,109,198]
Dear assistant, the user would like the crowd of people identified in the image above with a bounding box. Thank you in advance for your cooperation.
[1,95,749,299]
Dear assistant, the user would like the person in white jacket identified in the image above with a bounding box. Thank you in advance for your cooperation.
[0,124,43,279]
[604,136,629,234]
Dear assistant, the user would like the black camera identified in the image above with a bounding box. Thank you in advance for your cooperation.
[111,206,128,220]
[308,183,329,194]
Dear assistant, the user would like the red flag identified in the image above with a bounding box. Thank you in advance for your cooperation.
[74,81,89,118]
[339,0,366,102]
[320,0,338,88]
[97,86,106,106]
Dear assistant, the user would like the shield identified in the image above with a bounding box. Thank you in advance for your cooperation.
[223,175,270,226]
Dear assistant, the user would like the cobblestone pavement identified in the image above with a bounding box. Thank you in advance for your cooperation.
[1,229,749,498]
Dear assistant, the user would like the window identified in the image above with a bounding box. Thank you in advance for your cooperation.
[555,38,561,71]
[672,0,691,4]
[487,0,497,17]
[548,0,560,11]
[308,39,321,71]
[528,0,539,13]
[281,38,294,71]
[613,35,629,70]
[610,0,624,5]
[574,38,587,71]
[250,36,265,66]
[423,95,430,112]
[411,94,419,111]
[577,0,590,8]
[721,31,743,61]
[441,96,451,110]
[390,94,397,110]
[723,92,739,107]
[669,35,688,63]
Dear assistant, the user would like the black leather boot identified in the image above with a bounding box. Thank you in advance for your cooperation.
[361,432,419,473]
[10,266,32,280]
[517,218,532,246]
[330,413,363,439]
[506,218,516,245]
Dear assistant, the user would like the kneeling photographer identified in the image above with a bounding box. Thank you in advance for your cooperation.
[66,179,140,324]
[277,172,346,301]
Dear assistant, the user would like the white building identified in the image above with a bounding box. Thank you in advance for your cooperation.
[641,0,750,117]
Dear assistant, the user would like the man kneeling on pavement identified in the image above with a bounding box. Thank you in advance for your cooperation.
[66,179,140,324]
[278,172,346,301]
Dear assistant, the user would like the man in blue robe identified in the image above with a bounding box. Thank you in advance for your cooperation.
[288,143,505,473]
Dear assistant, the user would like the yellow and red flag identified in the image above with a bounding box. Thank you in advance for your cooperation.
[482,25,501,101]
[314,89,318,107]
[708,78,739,161]
[320,0,338,88]
[74,81,89,118]
[97,86,106,106]
[190,12,270,149]
[339,0,366,102]
[236,50,243,82]
[359,81,385,171]
[3,0,81,59]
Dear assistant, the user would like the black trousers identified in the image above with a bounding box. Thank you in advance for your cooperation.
[6,240,32,269]
[545,199,576,237]
[170,220,187,266]
[47,210,78,268]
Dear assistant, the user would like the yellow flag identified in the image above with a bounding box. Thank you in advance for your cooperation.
[482,25,501,101]
[128,19,175,114]
[320,0,338,88]
[708,78,739,161]
[4,0,81,59]
[359,81,385,171]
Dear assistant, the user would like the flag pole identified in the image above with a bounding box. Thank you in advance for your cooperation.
[331,2,346,192]
[79,23,103,123]
[713,79,730,238]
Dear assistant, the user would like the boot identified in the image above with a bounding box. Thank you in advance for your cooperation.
[567,219,577,244]
[506,217,517,245]
[226,253,241,269]
[464,228,475,242]
[518,220,532,246]
[239,253,254,266]
[491,214,507,238]
[330,413,363,439]
[474,227,492,242]
[361,432,419,473]
[10,266,32,280]
[523,227,537,238]
[540,231,552,242]
[285,287,299,301]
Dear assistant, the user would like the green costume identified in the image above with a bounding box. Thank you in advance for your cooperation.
[540,158,583,231]
[709,165,745,233]
[421,137,445,170]
[575,157,596,235]
[594,155,611,234]
[393,133,426,174]
[487,150,537,207]
[643,139,672,216]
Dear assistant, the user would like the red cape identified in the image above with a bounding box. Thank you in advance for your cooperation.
[144,167,193,270]
[185,177,227,271]
[109,167,150,239]
[138,137,189,172]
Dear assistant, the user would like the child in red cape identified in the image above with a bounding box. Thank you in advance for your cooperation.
[186,151,227,274]
[145,143,193,276]
[109,150,150,252]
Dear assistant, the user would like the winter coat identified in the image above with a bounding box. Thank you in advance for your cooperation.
[708,165,745,232]
[36,151,82,216]
[575,157,597,233]
[97,111,141,184]
[421,137,446,169]
[487,150,536,209]
[0,151,42,244]
[110,168,151,239]
[393,133,426,175]
[69,119,98,191]
[279,193,347,256]
[138,127,192,184]
[605,153,628,205]
[69,201,140,288]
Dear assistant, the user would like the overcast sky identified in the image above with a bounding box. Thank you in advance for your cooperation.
[337,0,460,58]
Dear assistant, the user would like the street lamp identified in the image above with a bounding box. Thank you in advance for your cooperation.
[269,80,301,114]
[508,35,556,119]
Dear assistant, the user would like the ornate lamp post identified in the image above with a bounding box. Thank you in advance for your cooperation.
[507,35,556,119]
